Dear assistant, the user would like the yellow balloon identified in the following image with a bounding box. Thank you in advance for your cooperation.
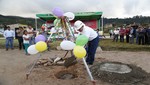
[73,46,86,58]
[35,41,47,52]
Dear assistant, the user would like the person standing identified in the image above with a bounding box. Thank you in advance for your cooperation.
[74,20,99,65]
[16,27,24,50]
[147,27,150,45]
[144,27,148,45]
[125,27,130,43]
[109,29,113,38]
[23,30,30,55]
[113,28,119,42]
[138,27,145,45]
[119,27,125,42]
[136,27,139,44]
[129,27,134,44]
[3,26,15,51]
[27,26,35,45]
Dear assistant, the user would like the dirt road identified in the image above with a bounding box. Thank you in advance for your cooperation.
[0,49,150,85]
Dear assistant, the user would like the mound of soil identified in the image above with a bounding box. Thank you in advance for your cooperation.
[90,62,150,84]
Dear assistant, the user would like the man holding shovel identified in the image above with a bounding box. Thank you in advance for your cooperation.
[74,20,99,65]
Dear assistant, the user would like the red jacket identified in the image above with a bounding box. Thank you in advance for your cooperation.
[119,28,125,36]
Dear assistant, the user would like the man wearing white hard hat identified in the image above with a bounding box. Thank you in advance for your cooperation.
[74,20,99,65]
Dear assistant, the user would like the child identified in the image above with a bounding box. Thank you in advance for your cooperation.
[23,30,30,55]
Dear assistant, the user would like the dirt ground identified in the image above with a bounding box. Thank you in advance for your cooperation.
[0,49,150,85]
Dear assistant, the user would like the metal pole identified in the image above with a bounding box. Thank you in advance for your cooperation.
[26,54,41,79]
[35,18,38,31]
[82,57,96,85]
[101,16,104,35]
[82,58,94,81]
[65,18,75,39]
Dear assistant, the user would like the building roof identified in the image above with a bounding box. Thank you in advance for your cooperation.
[7,23,28,29]
[36,12,102,21]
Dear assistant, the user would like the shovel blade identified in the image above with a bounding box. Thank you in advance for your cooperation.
[64,55,77,68]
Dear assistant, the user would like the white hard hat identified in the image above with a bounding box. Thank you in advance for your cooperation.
[74,20,85,30]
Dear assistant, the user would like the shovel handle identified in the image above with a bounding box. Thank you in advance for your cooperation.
[26,54,41,79]
[26,74,29,80]
[62,51,69,59]
[82,58,95,82]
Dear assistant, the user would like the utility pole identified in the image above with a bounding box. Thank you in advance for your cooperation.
[101,16,104,35]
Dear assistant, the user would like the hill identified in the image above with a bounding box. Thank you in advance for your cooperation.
[0,14,150,29]
[103,15,150,26]
[0,14,44,28]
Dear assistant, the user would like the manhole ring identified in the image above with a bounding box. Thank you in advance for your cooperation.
[90,61,149,84]
[99,62,132,74]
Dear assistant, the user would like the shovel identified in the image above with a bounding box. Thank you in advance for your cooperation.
[53,51,77,67]
[64,55,77,68]
[63,51,77,68]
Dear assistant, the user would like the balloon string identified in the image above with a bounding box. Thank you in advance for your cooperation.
[63,18,69,36]
[55,18,59,28]
[60,18,67,40]
[62,17,70,40]
[65,18,75,41]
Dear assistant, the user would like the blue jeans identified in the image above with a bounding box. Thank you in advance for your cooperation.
[86,36,99,65]
[29,37,35,45]
[120,35,124,42]
[113,34,118,42]
[136,33,139,44]
[6,37,14,49]
[129,35,134,44]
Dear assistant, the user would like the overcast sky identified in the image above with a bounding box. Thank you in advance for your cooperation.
[0,0,150,18]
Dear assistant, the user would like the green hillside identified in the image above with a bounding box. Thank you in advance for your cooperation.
[0,14,150,30]
[0,14,44,28]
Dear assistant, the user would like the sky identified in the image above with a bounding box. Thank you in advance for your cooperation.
[0,0,150,18]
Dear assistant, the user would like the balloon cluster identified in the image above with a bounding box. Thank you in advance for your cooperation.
[52,7,88,59]
[52,7,75,20]
[73,35,88,58]
[27,35,47,54]
[52,7,75,29]
[60,35,88,59]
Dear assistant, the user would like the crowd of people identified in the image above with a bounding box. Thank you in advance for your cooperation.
[3,25,36,55]
[109,25,150,45]
[3,25,68,55]
[3,23,150,58]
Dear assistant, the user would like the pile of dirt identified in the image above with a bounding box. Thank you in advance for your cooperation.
[90,61,150,84]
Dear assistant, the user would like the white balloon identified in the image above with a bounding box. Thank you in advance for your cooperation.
[60,40,76,50]
[27,45,39,54]
[63,12,75,21]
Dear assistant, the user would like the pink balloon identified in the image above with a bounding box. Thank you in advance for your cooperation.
[52,7,64,17]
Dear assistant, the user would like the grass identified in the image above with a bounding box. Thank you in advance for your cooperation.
[0,34,3,37]
[0,39,149,51]
[0,39,19,48]
[100,39,150,51]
